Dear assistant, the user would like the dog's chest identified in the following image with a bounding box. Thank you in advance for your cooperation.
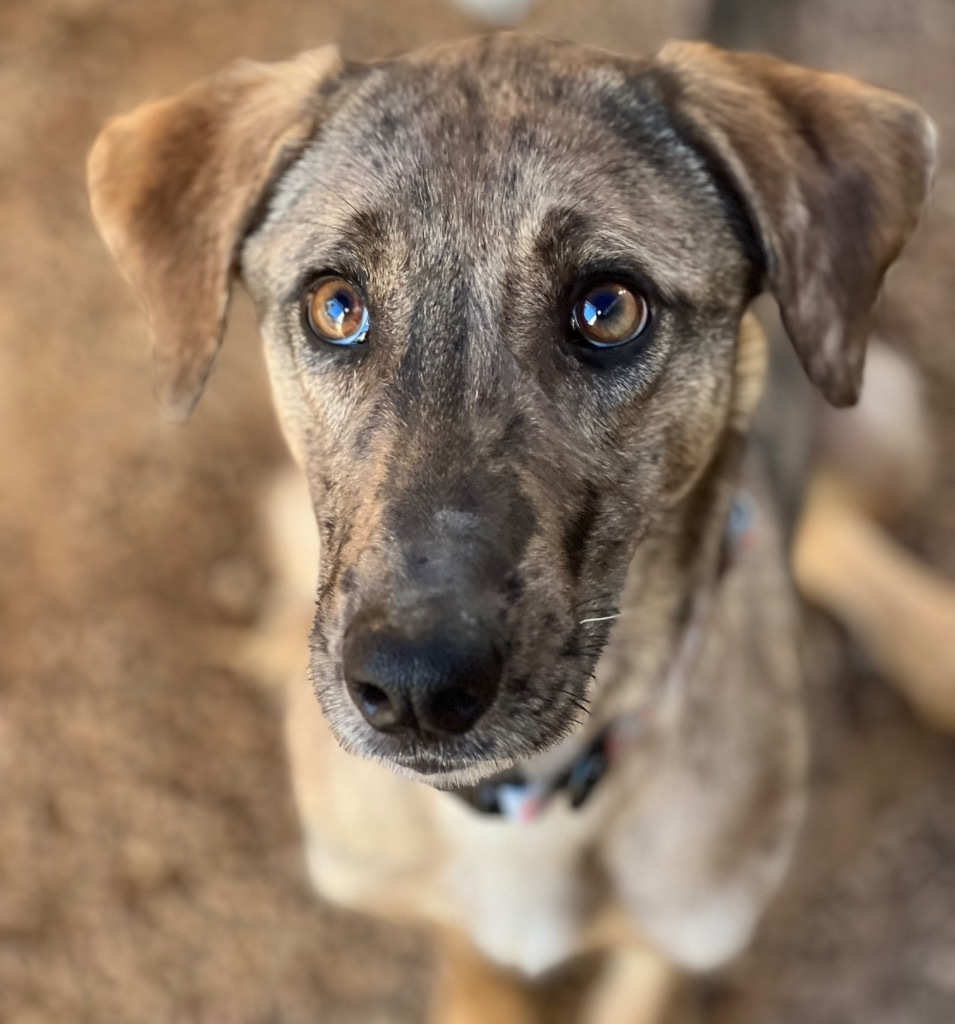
[432,789,607,974]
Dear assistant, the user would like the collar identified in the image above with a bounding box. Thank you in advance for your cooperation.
[451,723,633,823]
[450,491,758,823]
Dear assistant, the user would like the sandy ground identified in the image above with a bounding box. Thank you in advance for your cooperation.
[1,0,953,1021]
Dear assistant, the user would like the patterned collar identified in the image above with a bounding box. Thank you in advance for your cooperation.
[450,492,757,823]
[451,726,617,822]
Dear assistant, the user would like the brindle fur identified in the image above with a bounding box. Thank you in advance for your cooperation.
[88,34,936,1021]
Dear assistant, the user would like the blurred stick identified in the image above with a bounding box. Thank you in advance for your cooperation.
[794,473,955,732]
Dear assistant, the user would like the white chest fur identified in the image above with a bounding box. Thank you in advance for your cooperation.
[432,787,606,974]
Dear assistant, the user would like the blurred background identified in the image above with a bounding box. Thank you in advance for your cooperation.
[1,0,953,1021]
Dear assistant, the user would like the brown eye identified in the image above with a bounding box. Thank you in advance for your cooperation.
[571,282,650,348]
[306,277,369,346]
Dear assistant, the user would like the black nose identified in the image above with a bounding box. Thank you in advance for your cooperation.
[342,612,502,737]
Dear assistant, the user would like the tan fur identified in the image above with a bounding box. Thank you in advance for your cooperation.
[795,339,955,729]
[434,930,539,1024]
[795,473,955,730]
[88,46,342,419]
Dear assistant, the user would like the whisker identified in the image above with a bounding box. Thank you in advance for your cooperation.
[579,613,620,625]
[324,187,364,221]
[563,697,591,716]
[555,686,591,717]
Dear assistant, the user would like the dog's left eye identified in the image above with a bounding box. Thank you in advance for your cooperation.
[571,282,650,348]
[305,277,369,346]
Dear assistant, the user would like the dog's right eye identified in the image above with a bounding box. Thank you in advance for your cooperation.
[304,277,369,347]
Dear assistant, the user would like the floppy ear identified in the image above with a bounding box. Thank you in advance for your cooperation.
[88,46,343,420]
[654,42,936,406]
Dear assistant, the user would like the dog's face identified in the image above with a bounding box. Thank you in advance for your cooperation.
[88,36,934,784]
[241,41,755,780]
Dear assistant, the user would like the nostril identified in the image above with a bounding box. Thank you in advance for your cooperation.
[355,682,393,722]
[345,676,415,733]
[423,686,484,735]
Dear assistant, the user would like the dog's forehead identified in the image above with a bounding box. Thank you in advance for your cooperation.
[246,37,747,301]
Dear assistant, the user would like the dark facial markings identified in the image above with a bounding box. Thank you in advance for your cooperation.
[564,482,602,582]
[382,461,538,591]
[389,269,471,422]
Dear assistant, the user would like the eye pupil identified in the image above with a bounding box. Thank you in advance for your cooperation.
[581,290,619,327]
[306,277,369,346]
[572,282,649,348]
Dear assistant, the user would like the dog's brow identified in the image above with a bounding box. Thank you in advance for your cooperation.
[535,206,694,308]
[281,206,395,303]
[285,247,370,304]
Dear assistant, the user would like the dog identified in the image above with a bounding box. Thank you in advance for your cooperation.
[88,34,941,1022]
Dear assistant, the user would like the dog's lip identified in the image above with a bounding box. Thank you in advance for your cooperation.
[382,744,508,777]
[357,733,528,786]
[389,752,453,776]
[382,751,522,789]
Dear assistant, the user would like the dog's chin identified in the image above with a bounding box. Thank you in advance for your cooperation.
[322,706,580,789]
[342,733,533,788]
[381,754,524,789]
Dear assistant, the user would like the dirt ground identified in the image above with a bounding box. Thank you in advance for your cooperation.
[2,0,954,1021]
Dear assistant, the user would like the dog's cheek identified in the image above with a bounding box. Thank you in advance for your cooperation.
[651,350,737,506]
[261,341,317,467]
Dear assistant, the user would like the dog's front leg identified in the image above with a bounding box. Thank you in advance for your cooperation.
[433,929,539,1024]
[573,917,679,1024]
[580,944,679,1024]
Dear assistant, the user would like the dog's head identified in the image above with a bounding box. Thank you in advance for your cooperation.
[89,35,934,784]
